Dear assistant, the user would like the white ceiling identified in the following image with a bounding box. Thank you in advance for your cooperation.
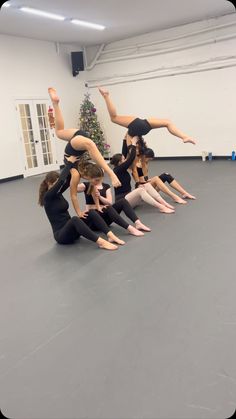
[0,0,235,46]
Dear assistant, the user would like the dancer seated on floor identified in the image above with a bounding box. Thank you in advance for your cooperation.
[110,137,175,214]
[98,87,196,145]
[77,165,151,236]
[48,87,120,189]
[38,155,119,250]
[136,148,196,203]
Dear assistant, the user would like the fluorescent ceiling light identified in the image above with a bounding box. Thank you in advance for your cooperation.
[20,7,65,21]
[71,19,105,30]
[2,2,11,7]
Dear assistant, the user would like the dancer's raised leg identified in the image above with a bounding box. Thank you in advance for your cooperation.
[147,118,196,145]
[98,87,135,128]
[48,87,78,141]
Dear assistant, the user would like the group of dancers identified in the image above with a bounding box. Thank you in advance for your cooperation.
[38,87,196,251]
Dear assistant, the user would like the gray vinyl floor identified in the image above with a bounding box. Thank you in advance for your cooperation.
[0,160,236,419]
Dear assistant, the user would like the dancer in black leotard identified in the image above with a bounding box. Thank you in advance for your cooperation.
[48,87,120,189]
[135,148,196,203]
[98,87,196,145]
[77,166,150,234]
[111,137,175,213]
[38,156,119,250]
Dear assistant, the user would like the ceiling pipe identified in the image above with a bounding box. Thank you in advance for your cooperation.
[100,18,236,55]
[92,33,236,65]
[87,60,236,88]
[85,43,106,70]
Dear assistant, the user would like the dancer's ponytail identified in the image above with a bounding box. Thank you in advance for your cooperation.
[38,171,59,206]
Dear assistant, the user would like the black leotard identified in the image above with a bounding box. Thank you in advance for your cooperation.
[44,162,74,236]
[127,118,152,137]
[113,142,137,200]
[64,130,90,163]
[43,162,102,244]
[81,181,138,229]
[83,182,110,205]
[136,166,175,184]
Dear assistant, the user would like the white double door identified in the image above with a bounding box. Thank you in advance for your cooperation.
[16,99,59,177]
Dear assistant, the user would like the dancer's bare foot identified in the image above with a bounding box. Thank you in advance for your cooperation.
[135,220,151,232]
[97,237,118,250]
[164,202,175,210]
[182,193,196,200]
[48,87,60,104]
[174,196,187,204]
[107,232,125,245]
[98,86,109,98]
[183,137,196,145]
[127,225,144,236]
[159,205,175,214]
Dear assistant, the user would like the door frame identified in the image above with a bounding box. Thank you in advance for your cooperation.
[15,98,59,177]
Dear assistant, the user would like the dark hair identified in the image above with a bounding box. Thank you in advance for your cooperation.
[38,171,59,206]
[110,153,122,167]
[78,162,105,195]
[144,148,155,158]
[137,136,148,155]
[79,161,104,180]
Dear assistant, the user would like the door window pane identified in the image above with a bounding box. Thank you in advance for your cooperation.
[40,130,45,142]
[36,104,42,116]
[27,156,33,169]
[27,118,32,130]
[42,142,46,153]
[31,143,36,155]
[19,105,25,117]
[43,154,49,165]
[22,119,27,131]
[25,143,30,155]
[29,130,34,142]
[32,156,38,167]
[25,105,31,117]
[48,154,52,164]
[23,131,29,143]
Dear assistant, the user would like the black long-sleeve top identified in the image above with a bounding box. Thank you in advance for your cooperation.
[113,141,136,199]
[43,162,74,235]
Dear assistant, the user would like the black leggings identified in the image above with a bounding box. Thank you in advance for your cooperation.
[159,172,175,184]
[54,216,99,244]
[91,198,138,231]
[84,210,110,234]
[112,198,138,223]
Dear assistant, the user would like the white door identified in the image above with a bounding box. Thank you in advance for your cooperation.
[16,99,59,177]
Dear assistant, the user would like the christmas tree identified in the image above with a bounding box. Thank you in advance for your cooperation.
[79,92,110,156]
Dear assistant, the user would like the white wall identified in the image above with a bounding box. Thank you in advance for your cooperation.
[0,34,86,179]
[85,13,236,157]
[1,12,236,181]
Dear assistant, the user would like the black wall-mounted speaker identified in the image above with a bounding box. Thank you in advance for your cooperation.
[71,51,84,77]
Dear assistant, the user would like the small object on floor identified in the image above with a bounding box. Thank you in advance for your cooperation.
[202,151,208,162]
[208,152,213,161]
[231,151,235,161]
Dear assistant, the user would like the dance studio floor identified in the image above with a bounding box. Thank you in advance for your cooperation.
[0,160,236,419]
